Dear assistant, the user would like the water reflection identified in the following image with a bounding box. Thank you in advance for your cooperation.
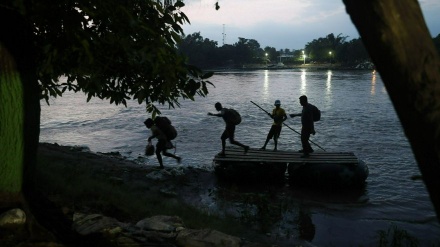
[324,70,333,107]
[263,70,269,100]
[300,69,307,95]
[371,70,377,95]
[326,70,332,94]
[213,179,365,244]
[40,70,440,246]
[297,207,315,241]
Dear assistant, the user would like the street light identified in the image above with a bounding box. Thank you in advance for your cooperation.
[265,53,268,66]
[329,51,332,64]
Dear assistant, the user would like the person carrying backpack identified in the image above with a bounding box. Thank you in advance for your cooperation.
[144,118,181,168]
[208,102,249,156]
[289,95,317,158]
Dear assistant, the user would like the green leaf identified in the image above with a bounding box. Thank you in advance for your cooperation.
[22,0,209,116]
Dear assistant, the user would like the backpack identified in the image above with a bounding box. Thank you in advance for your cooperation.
[224,108,242,125]
[310,104,321,122]
[154,116,177,140]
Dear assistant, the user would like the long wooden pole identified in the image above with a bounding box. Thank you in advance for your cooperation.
[250,101,326,152]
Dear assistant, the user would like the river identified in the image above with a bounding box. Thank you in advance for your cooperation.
[40,69,440,246]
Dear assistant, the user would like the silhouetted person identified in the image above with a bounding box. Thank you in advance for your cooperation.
[290,95,315,158]
[144,118,181,168]
[261,100,287,151]
[208,102,249,156]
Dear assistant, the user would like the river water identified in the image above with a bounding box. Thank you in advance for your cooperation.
[40,69,440,246]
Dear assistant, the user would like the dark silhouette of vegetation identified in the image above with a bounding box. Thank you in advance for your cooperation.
[2,0,440,244]
[305,33,348,63]
[178,31,440,69]
[1,0,212,244]
[31,0,212,114]
[343,0,440,223]
[434,34,440,56]
[178,32,269,68]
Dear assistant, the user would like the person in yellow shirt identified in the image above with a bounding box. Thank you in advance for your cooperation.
[261,100,287,151]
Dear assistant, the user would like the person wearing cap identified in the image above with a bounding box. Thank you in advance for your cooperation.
[261,100,287,151]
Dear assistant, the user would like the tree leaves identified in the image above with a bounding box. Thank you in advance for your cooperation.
[8,0,213,116]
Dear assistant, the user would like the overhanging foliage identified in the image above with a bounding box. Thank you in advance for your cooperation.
[5,0,213,115]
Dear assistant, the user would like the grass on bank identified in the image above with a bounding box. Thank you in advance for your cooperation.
[34,153,249,237]
[35,147,440,247]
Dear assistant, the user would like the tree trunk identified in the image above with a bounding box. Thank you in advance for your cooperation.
[0,45,25,202]
[0,4,40,201]
[342,0,440,221]
[1,8,84,244]
[0,8,33,205]
[0,3,44,236]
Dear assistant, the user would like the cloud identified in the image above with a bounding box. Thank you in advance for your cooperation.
[182,0,313,26]
[181,0,440,49]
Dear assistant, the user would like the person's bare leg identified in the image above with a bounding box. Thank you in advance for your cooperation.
[163,151,181,163]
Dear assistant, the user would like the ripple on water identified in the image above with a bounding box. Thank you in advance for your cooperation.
[40,71,440,246]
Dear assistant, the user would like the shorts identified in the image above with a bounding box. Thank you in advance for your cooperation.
[267,125,282,139]
[221,124,236,140]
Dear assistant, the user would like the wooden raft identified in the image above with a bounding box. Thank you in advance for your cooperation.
[213,146,359,165]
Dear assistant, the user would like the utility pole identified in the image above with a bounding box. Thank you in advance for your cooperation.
[222,24,226,46]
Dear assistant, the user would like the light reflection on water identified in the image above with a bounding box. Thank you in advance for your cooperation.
[40,70,440,246]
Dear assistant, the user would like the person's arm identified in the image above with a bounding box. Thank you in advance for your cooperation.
[147,126,159,141]
[281,113,288,122]
[148,134,157,142]
[289,113,301,118]
[268,109,276,118]
[208,112,222,117]
[208,108,225,117]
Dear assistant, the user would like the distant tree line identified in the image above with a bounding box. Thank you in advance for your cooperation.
[178,32,440,69]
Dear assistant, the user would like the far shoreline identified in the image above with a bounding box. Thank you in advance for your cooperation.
[203,62,375,72]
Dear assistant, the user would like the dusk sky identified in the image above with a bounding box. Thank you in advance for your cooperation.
[181,0,440,50]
